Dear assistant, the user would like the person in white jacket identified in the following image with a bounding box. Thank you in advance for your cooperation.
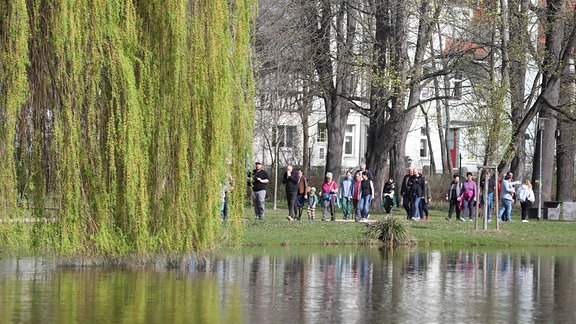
[516,180,535,223]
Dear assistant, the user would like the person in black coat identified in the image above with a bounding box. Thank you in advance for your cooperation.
[282,165,299,220]
[409,170,424,220]
[400,168,414,220]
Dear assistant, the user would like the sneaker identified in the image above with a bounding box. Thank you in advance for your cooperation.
[488,219,492,222]
[425,216,429,221]
[469,218,473,222]
[522,219,529,223]
[412,217,420,221]
[445,216,451,221]
[286,216,293,221]
[460,218,465,221]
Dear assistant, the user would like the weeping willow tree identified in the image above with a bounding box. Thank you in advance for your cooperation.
[0,0,255,256]
[0,0,28,218]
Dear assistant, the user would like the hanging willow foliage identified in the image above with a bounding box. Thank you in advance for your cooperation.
[0,0,256,256]
[0,0,29,218]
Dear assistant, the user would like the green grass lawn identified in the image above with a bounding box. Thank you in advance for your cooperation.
[237,203,576,248]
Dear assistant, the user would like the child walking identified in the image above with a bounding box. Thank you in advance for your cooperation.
[307,187,318,220]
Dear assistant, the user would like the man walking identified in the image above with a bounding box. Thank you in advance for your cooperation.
[248,161,269,220]
[401,168,414,220]
[358,163,374,181]
[445,174,463,221]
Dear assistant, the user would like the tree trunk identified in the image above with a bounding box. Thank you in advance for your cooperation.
[432,69,448,174]
[507,0,530,178]
[555,72,575,201]
[423,110,436,175]
[300,85,312,176]
[556,118,575,201]
[532,0,564,203]
[307,0,356,182]
[366,0,436,209]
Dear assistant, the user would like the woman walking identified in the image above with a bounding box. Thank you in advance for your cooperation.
[358,171,374,222]
[460,172,477,221]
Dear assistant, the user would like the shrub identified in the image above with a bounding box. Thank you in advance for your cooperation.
[365,216,415,247]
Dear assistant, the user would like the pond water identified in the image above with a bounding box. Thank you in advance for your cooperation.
[1,247,575,323]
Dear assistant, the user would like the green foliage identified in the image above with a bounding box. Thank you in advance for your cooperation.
[366,216,415,247]
[0,0,29,217]
[0,0,256,256]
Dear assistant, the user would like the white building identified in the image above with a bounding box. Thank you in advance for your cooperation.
[252,101,370,171]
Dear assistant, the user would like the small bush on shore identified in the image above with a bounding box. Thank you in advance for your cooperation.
[365,216,415,247]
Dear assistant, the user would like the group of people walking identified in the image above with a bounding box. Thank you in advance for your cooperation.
[400,168,431,221]
[247,160,535,223]
[247,162,379,222]
[445,170,535,223]
[286,164,376,222]
[445,172,477,221]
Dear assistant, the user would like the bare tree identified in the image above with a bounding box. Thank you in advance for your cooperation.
[506,0,532,177]
[366,0,441,209]
[303,0,360,181]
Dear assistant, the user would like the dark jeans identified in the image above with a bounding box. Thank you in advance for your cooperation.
[353,199,361,221]
[295,194,305,219]
[403,194,411,219]
[448,198,461,220]
[419,199,429,217]
[287,190,297,218]
[520,201,532,220]
[383,195,394,214]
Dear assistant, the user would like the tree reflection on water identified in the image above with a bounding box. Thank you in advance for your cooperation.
[1,247,575,323]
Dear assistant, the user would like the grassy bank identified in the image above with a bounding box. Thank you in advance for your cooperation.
[237,204,576,248]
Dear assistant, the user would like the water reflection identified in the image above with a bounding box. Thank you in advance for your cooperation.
[1,248,575,323]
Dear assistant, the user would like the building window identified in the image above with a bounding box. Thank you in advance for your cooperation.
[344,125,354,155]
[273,125,297,148]
[420,139,428,157]
[453,81,462,99]
[420,127,426,136]
[317,123,327,142]
[319,148,325,160]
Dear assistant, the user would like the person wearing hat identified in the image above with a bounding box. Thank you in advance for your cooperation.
[307,187,318,220]
[248,161,269,220]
